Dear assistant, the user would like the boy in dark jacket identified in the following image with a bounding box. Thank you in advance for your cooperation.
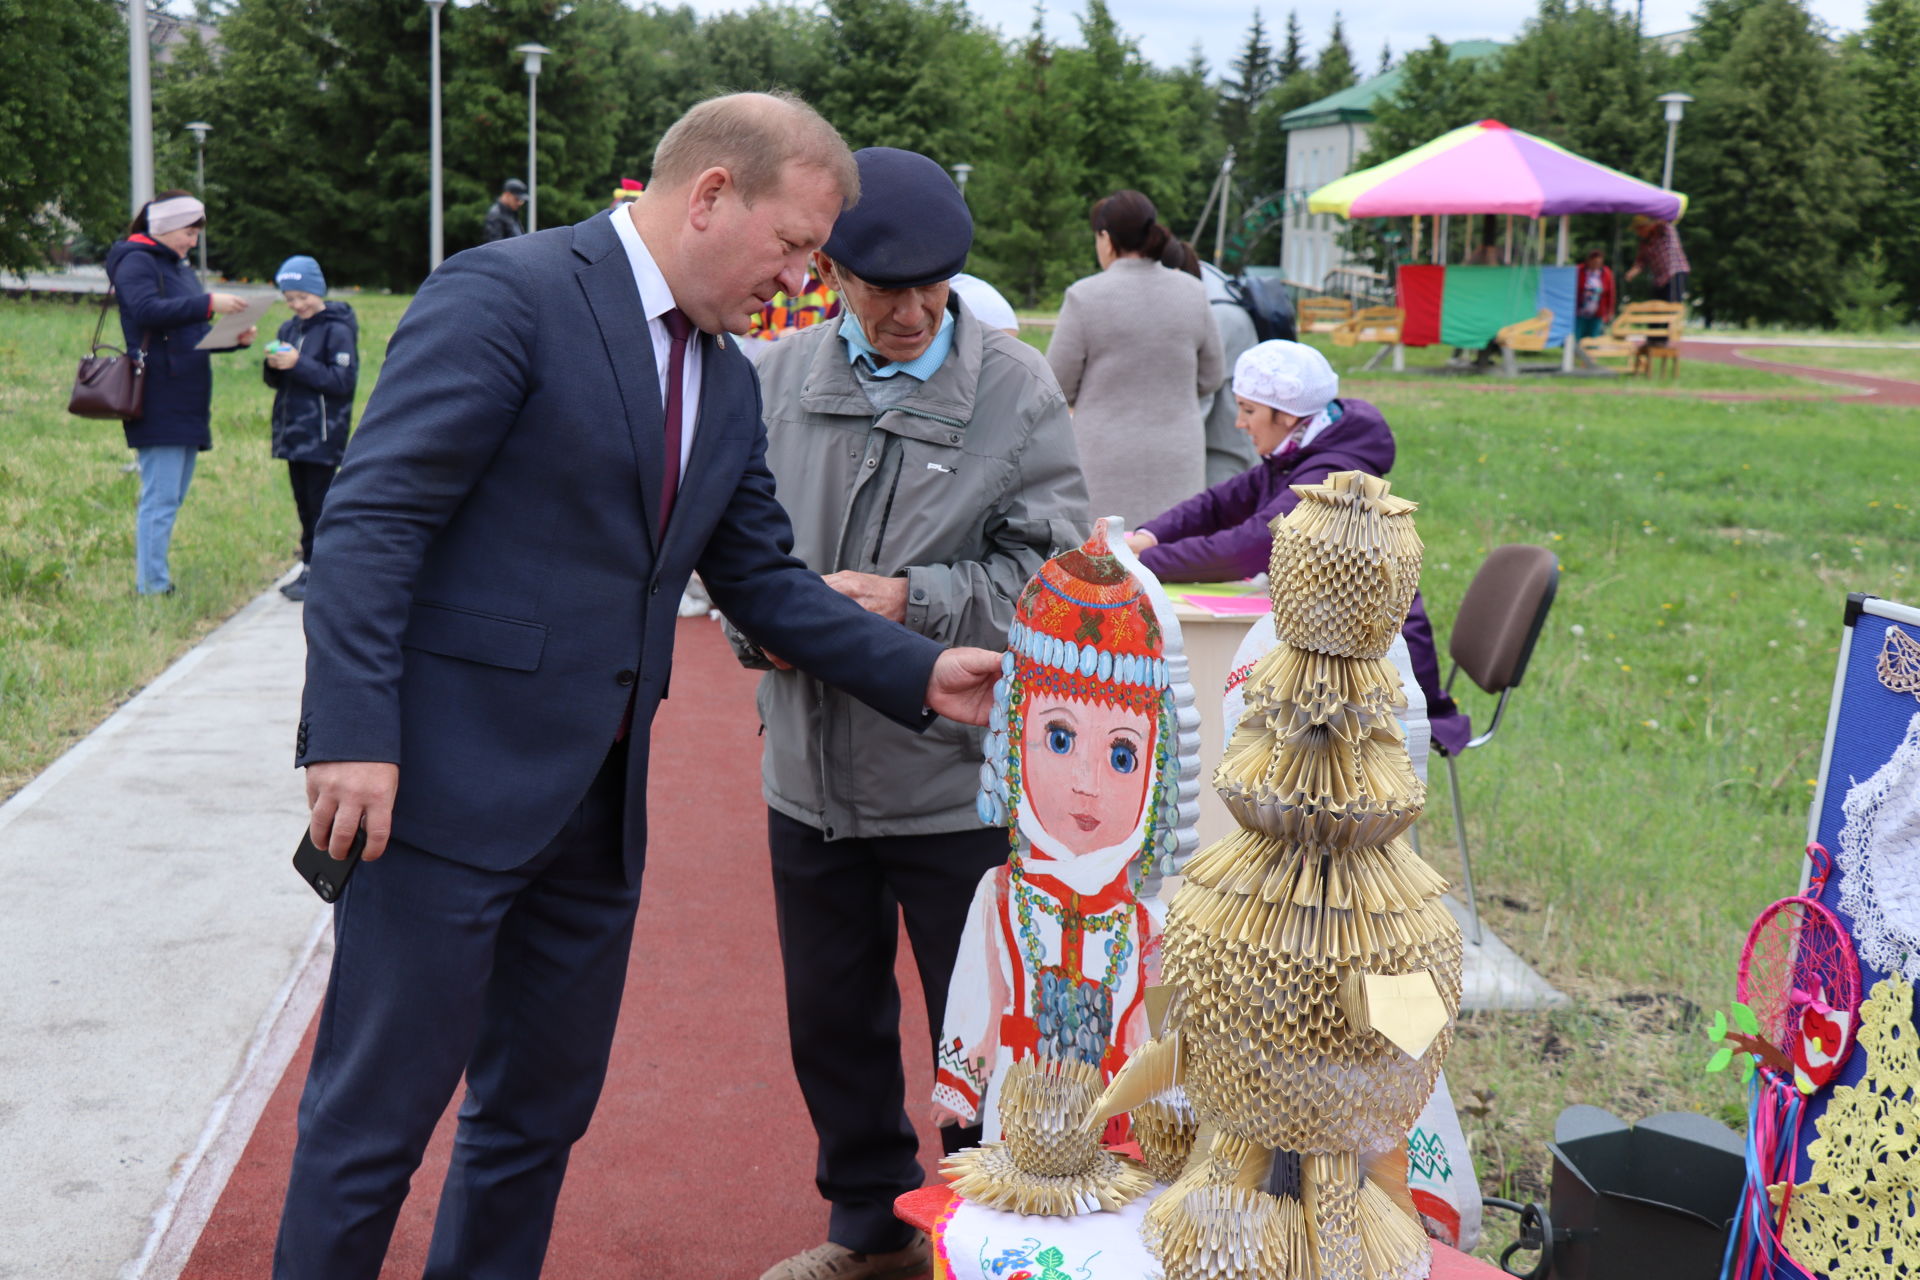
[264,255,358,601]
[1124,340,1470,752]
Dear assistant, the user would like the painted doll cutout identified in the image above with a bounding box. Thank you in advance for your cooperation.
[935,517,1200,1141]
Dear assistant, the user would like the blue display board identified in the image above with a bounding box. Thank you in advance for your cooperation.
[1779,593,1920,1277]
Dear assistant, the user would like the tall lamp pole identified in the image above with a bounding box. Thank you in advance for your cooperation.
[185,121,211,277]
[128,0,154,214]
[950,163,973,199]
[427,0,447,270]
[513,43,552,232]
[1657,92,1693,191]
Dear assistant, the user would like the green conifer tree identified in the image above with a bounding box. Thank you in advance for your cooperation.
[1219,10,1276,153]
[1681,0,1873,324]
[970,6,1088,305]
[1860,0,1920,319]
[1277,10,1306,79]
[1313,13,1357,98]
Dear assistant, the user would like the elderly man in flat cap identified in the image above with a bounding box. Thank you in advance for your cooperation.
[733,147,1087,1280]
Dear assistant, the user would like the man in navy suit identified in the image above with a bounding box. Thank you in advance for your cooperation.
[275,92,1002,1280]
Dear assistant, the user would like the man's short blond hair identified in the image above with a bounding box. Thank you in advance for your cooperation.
[651,92,859,209]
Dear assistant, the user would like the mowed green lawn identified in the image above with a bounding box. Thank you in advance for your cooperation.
[1344,370,1915,1216]
[0,292,411,799]
[1753,344,1920,383]
[4,292,1916,1233]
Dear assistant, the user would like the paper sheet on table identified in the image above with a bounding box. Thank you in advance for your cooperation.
[195,294,277,350]
[1175,593,1271,616]
[1165,580,1261,597]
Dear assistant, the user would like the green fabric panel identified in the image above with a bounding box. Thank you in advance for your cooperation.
[1440,266,1542,347]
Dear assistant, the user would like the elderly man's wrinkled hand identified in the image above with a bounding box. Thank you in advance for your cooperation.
[823,570,909,623]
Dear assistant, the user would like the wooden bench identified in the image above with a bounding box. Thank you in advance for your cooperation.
[1580,301,1686,377]
[1299,296,1355,334]
[1495,308,1555,376]
[1331,306,1406,371]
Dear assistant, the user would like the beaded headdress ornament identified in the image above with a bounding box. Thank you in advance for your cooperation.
[977,518,1201,892]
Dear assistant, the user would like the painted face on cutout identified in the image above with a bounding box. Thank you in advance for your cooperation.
[1021,697,1155,857]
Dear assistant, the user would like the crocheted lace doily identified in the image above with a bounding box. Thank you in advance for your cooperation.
[1776,973,1920,1280]
[1836,710,1920,983]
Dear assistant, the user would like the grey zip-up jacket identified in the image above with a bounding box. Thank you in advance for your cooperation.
[732,301,1089,840]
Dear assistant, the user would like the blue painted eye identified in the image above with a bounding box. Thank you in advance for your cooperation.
[1109,740,1138,773]
[1046,724,1074,755]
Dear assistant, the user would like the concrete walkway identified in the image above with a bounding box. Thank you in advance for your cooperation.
[0,587,325,1280]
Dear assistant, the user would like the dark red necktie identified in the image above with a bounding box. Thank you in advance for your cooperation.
[659,308,693,534]
[617,308,694,744]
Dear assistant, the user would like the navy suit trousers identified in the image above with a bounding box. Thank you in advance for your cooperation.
[274,741,640,1280]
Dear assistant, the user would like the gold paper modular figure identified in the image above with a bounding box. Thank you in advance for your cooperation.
[1089,471,1464,1280]
[942,1054,1155,1217]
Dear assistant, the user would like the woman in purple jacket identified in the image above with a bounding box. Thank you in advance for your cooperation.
[1123,340,1470,752]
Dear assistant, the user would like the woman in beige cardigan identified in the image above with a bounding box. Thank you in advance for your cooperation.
[1047,190,1224,527]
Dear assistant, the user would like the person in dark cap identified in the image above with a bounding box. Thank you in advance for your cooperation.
[733,146,1087,1280]
[481,178,527,242]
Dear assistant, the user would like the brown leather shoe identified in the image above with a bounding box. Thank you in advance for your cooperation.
[756,1237,931,1280]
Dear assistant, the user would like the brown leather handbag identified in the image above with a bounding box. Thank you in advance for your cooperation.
[68,291,148,420]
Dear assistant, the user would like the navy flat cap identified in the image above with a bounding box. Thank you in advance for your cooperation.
[823,148,973,289]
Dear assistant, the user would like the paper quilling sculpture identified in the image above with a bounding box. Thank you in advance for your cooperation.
[1086,471,1463,1280]
[937,516,1201,1205]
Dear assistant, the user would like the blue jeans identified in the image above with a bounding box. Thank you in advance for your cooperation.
[136,445,198,594]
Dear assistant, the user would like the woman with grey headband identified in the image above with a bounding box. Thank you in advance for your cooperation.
[102,191,257,595]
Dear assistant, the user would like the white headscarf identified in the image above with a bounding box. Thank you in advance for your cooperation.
[147,196,206,236]
[1232,339,1339,417]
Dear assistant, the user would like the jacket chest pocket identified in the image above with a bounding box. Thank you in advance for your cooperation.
[869,438,1013,571]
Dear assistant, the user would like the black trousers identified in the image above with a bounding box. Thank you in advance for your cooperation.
[275,741,640,1280]
[288,461,336,564]
[767,809,1008,1254]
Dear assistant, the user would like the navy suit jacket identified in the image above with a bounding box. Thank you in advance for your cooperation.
[297,212,943,871]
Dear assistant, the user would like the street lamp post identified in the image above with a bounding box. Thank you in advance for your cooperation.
[128,0,154,214]
[950,163,972,199]
[513,43,553,232]
[427,0,447,270]
[185,121,212,277]
[1657,92,1693,191]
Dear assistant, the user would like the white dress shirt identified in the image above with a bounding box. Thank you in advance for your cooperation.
[610,207,702,479]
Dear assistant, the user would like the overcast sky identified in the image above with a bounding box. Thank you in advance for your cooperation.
[678,0,1871,81]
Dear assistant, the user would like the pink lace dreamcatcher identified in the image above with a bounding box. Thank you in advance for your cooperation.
[1712,844,1863,1280]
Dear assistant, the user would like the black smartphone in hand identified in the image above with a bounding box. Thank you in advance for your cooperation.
[293,824,369,902]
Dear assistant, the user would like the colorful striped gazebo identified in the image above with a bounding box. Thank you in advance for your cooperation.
[1308,119,1685,220]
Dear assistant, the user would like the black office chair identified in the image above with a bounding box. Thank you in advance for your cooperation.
[1435,544,1559,944]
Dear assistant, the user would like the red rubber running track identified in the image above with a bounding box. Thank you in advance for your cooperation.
[1682,341,1920,405]
[181,617,945,1280]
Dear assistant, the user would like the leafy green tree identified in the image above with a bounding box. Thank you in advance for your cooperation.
[149,0,338,282]
[1165,46,1227,236]
[1313,14,1357,98]
[1056,0,1190,216]
[1678,0,1873,324]
[1378,42,1393,75]
[812,0,1001,164]
[1219,10,1275,154]
[1485,0,1667,181]
[442,0,636,251]
[1356,37,1496,167]
[0,0,128,272]
[1859,0,1920,319]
